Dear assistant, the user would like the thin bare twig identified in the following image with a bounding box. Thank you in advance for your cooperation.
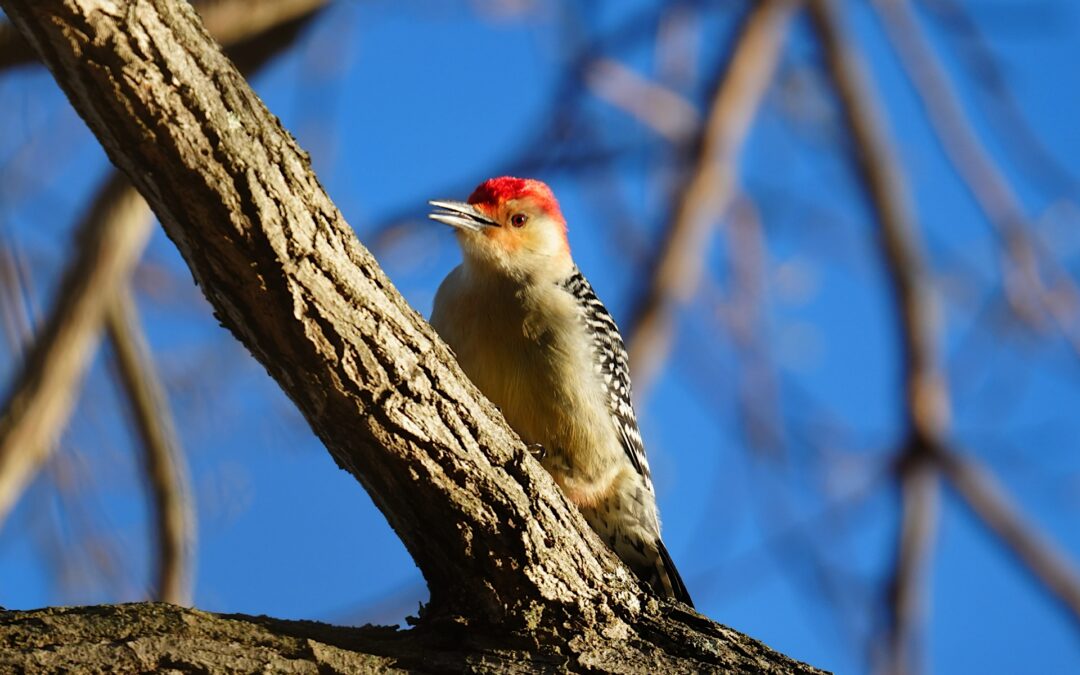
[938,450,1080,622]
[921,0,1079,196]
[809,1,947,672]
[872,0,1080,356]
[870,0,1080,637]
[0,0,327,578]
[626,0,800,400]
[585,58,700,144]
[0,174,152,528]
[718,195,783,455]
[0,239,36,356]
[106,290,195,606]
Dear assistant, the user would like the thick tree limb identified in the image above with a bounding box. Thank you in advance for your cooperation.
[2,0,611,624]
[0,602,821,673]
[0,0,824,670]
[0,20,35,70]
[627,0,799,399]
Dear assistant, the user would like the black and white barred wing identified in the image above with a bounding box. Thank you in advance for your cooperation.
[561,269,654,492]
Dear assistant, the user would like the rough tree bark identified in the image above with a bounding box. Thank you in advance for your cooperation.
[0,1,824,672]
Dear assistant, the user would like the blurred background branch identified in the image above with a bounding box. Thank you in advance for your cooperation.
[626,0,799,399]
[0,0,329,603]
[0,174,152,529]
[809,2,945,672]
[1,0,1079,673]
[105,289,193,606]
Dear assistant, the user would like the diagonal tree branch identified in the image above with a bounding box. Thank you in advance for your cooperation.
[938,450,1080,622]
[0,0,825,670]
[0,20,34,70]
[626,0,799,400]
[1,0,611,623]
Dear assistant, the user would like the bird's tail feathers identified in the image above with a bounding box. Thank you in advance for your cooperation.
[649,540,694,607]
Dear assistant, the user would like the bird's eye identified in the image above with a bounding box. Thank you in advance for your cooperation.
[510,213,529,228]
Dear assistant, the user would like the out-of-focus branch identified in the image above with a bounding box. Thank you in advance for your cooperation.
[198,0,328,48]
[872,0,1080,355]
[921,0,1079,196]
[808,1,947,673]
[585,58,699,144]
[938,450,1080,623]
[656,4,700,94]
[886,461,939,674]
[626,0,799,399]
[0,241,36,354]
[0,175,152,528]
[0,0,327,72]
[718,195,783,454]
[0,0,326,534]
[866,0,1080,640]
[106,290,195,606]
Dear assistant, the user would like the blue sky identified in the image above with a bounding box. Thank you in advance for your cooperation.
[2,1,1080,673]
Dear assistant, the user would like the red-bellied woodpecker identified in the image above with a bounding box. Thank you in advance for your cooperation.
[428,176,693,606]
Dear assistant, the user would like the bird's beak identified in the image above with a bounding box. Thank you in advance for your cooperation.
[428,200,499,232]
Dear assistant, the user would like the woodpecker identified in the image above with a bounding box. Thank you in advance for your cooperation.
[428,176,693,606]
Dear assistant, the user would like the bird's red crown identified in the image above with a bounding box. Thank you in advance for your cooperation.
[467,177,564,223]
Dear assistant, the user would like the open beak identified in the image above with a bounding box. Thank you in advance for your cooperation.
[428,200,499,232]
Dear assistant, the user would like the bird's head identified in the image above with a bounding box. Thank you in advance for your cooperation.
[429,177,572,281]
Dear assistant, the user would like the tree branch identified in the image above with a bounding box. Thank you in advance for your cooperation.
[0,0,326,542]
[626,0,799,400]
[3,0,606,624]
[809,1,946,672]
[585,58,699,144]
[106,289,195,606]
[0,601,820,673]
[0,0,824,670]
[872,0,1080,355]
[0,174,152,527]
[938,450,1080,622]
[0,0,328,72]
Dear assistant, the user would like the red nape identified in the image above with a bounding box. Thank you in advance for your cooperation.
[467,176,564,222]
